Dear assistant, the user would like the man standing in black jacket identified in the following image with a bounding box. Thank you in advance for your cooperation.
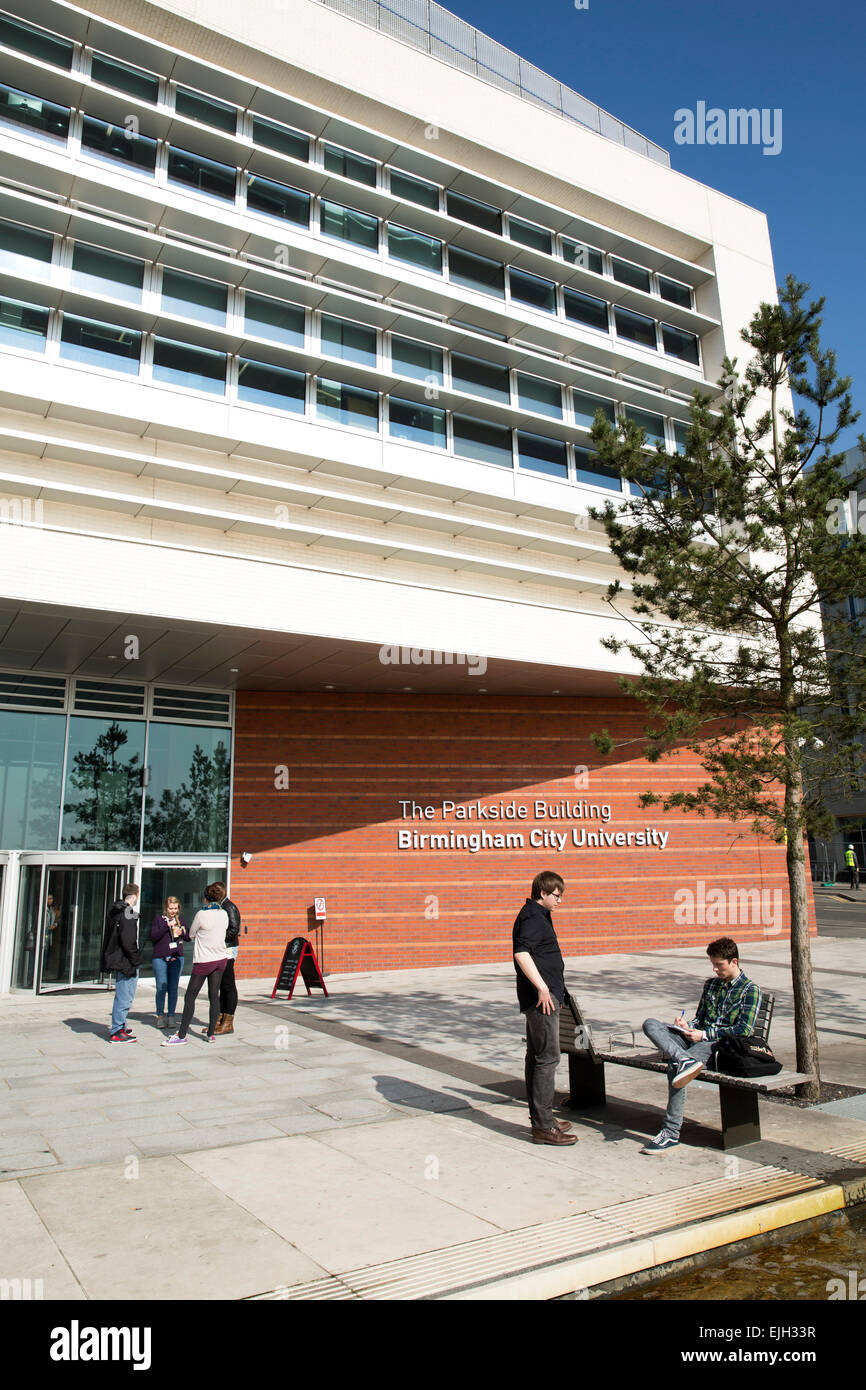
[513,871,577,1146]
[102,883,142,1043]
[212,882,241,1034]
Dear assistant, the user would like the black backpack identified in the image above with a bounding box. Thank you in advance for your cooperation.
[713,1036,782,1078]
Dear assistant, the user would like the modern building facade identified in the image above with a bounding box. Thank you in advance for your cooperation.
[0,0,811,994]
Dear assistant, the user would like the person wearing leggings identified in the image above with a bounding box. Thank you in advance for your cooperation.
[162,885,227,1046]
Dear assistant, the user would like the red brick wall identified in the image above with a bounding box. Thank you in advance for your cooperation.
[231,693,816,979]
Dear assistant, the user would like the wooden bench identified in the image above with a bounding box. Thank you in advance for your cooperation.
[558,988,815,1149]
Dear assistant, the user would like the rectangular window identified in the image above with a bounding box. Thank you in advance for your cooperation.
[446,190,502,234]
[161,268,227,326]
[509,218,552,254]
[673,421,690,454]
[659,276,693,309]
[237,358,305,412]
[572,390,616,431]
[324,143,377,187]
[0,296,49,351]
[70,243,144,304]
[152,336,226,394]
[61,716,145,852]
[167,146,236,200]
[246,174,310,226]
[517,432,567,480]
[564,287,609,332]
[320,314,377,367]
[388,397,446,448]
[614,306,657,349]
[448,246,505,298]
[0,220,53,277]
[574,446,621,491]
[81,114,157,171]
[316,377,379,430]
[320,201,378,249]
[387,224,442,273]
[143,724,231,853]
[661,323,700,365]
[453,414,512,468]
[517,373,561,419]
[509,267,556,313]
[0,83,69,139]
[60,315,141,374]
[0,710,65,851]
[391,336,443,387]
[612,257,651,293]
[389,169,439,210]
[175,86,237,134]
[252,115,309,161]
[625,407,666,449]
[244,293,304,347]
[451,353,509,405]
[562,239,604,276]
[0,14,72,69]
[90,53,159,103]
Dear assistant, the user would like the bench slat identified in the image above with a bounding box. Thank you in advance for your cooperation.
[594,1050,814,1091]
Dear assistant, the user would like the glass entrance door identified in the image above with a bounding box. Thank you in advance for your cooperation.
[12,859,136,992]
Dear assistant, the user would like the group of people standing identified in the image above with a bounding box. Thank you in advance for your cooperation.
[102,881,242,1045]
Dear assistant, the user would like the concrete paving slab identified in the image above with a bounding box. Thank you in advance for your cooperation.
[0,1181,85,1300]
[0,1128,52,1156]
[0,1150,60,1177]
[133,1119,286,1157]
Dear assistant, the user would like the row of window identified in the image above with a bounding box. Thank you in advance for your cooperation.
[0,82,702,367]
[0,292,688,491]
[0,8,695,308]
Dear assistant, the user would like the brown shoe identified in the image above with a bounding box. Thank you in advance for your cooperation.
[215,1013,234,1035]
[532,1126,578,1146]
[555,1119,573,1133]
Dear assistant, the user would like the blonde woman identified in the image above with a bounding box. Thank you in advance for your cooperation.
[150,895,188,1029]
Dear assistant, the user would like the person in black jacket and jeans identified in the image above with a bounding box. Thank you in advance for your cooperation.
[212,882,241,1034]
[513,871,577,1146]
[102,883,142,1044]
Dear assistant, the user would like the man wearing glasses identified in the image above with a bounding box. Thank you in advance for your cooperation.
[513,871,577,1146]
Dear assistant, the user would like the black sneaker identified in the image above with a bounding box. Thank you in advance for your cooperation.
[640,1130,679,1154]
[671,1057,704,1089]
[120,1027,137,1041]
[109,1031,133,1044]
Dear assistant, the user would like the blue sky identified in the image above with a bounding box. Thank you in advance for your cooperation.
[450,0,865,450]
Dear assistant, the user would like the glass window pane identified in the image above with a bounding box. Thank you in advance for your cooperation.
[391,336,443,387]
[168,146,236,200]
[509,218,551,254]
[453,414,512,467]
[509,267,556,313]
[448,246,505,297]
[562,239,604,275]
[244,293,304,347]
[574,446,621,490]
[389,397,446,448]
[572,390,616,431]
[0,710,65,849]
[0,82,69,139]
[71,243,144,304]
[60,315,141,373]
[316,377,379,430]
[662,323,700,364]
[62,717,146,851]
[390,169,439,209]
[0,220,53,277]
[387,224,442,273]
[143,724,232,852]
[517,373,561,419]
[246,174,310,225]
[152,337,226,394]
[324,143,377,186]
[252,115,309,161]
[0,15,72,69]
[612,257,651,293]
[451,353,509,404]
[81,114,157,171]
[0,295,49,350]
[161,268,227,326]
[564,287,609,332]
[90,53,159,103]
[175,86,237,134]
[321,314,377,367]
[517,432,567,479]
[625,406,666,449]
[673,421,690,454]
[237,358,305,412]
[614,306,657,348]
[446,189,502,234]
[659,276,693,308]
[320,200,378,249]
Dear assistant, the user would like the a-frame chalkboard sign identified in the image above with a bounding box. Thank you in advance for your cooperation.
[271,936,329,1000]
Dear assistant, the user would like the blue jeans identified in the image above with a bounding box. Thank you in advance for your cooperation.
[642,1017,715,1139]
[153,956,184,1015]
[111,972,138,1034]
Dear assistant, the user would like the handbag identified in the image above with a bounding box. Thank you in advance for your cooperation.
[712,1036,782,1078]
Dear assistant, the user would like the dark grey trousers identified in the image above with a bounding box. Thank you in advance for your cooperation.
[524,1003,561,1130]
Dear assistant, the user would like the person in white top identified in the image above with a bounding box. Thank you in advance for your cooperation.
[162,884,228,1046]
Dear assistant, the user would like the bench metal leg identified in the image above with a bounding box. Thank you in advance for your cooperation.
[563,1053,607,1108]
[719,1085,761,1148]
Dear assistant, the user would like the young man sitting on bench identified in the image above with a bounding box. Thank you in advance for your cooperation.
[640,936,761,1154]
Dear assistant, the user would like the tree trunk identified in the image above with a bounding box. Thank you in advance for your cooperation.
[786,770,821,1100]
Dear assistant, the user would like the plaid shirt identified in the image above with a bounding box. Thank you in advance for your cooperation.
[691,971,761,1041]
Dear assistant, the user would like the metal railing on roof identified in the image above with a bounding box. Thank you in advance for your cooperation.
[315,0,669,166]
